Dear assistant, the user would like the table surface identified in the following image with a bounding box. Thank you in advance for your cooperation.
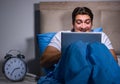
[0,73,37,84]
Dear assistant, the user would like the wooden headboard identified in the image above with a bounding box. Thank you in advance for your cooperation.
[35,1,120,54]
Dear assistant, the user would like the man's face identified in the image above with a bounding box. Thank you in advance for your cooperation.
[73,14,92,32]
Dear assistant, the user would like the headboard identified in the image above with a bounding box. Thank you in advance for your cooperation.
[35,1,120,55]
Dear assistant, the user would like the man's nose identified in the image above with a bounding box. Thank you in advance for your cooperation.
[81,23,86,28]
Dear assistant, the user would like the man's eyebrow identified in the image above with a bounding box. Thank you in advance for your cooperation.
[85,19,91,21]
[75,19,82,21]
[76,19,91,21]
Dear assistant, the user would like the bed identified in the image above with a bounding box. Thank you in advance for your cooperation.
[35,1,120,74]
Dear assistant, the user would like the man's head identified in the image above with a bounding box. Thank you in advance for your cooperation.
[72,7,94,32]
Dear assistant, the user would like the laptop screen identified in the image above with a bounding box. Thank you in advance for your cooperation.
[61,32,102,56]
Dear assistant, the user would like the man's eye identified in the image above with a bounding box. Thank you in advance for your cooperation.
[76,20,82,24]
[86,21,90,24]
[85,20,91,24]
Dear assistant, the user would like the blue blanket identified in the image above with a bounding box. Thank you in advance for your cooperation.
[38,41,120,84]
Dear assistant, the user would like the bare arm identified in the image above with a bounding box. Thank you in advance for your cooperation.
[40,46,61,68]
[110,49,118,62]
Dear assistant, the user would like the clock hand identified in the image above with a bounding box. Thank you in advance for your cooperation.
[11,67,20,75]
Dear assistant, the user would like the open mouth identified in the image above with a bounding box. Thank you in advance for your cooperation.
[80,28,89,32]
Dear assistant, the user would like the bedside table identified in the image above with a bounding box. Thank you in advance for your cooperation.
[0,73,37,84]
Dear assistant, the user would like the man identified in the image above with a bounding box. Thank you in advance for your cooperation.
[39,7,120,84]
[40,7,118,68]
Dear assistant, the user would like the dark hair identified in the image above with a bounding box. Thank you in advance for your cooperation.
[72,7,94,25]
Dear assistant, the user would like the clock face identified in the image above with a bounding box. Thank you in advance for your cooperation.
[4,57,27,81]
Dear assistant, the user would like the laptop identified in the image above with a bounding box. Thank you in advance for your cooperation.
[61,32,102,56]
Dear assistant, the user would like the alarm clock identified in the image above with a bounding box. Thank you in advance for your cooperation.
[2,50,27,82]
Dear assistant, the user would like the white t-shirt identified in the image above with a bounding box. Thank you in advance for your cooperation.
[48,31,113,51]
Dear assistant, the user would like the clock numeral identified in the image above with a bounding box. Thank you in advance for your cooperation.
[21,72,23,74]
[18,74,21,77]
[8,64,11,67]
[10,73,12,76]
[22,67,24,70]
[10,61,13,64]
[6,68,8,70]
[7,72,10,74]
[14,75,16,78]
